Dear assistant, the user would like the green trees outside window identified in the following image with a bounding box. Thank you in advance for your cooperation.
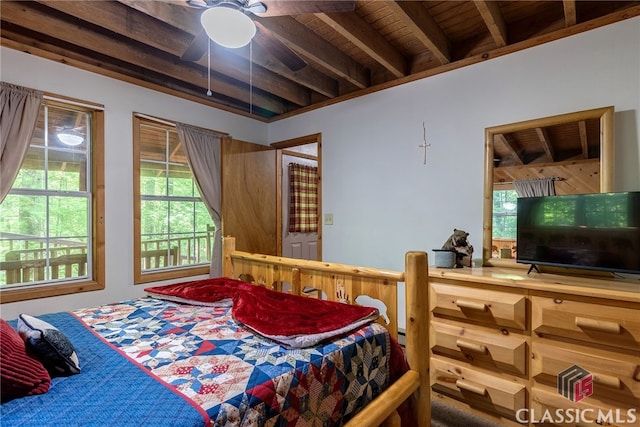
[493,189,518,239]
[133,117,213,284]
[0,99,105,301]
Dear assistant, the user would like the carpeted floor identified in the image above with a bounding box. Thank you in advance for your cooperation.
[431,400,503,427]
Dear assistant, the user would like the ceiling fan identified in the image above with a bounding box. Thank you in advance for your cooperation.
[180,0,356,72]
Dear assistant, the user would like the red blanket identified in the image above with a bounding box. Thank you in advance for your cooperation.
[145,277,379,348]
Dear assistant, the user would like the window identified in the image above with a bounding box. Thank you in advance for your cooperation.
[0,98,105,302]
[492,189,518,239]
[133,115,213,284]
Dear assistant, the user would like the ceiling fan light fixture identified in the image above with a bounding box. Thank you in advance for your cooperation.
[57,133,84,146]
[200,6,256,49]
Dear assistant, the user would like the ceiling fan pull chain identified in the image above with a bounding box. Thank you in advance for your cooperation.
[207,37,212,97]
[249,40,253,115]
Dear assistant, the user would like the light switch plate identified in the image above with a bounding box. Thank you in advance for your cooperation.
[324,213,334,225]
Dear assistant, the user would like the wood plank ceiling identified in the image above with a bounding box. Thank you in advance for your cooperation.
[492,118,602,190]
[1,0,639,123]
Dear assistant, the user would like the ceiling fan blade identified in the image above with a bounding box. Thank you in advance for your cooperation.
[252,0,355,16]
[254,23,307,71]
[181,30,209,62]
[245,1,267,15]
[186,0,208,7]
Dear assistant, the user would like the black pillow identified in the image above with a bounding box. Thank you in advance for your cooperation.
[17,314,80,376]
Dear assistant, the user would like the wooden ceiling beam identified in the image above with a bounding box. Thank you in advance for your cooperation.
[496,134,524,165]
[250,22,338,98]
[578,120,588,158]
[36,0,310,107]
[315,11,406,78]
[473,0,507,47]
[117,0,197,31]
[0,35,272,120]
[242,45,338,99]
[534,127,555,162]
[4,0,638,121]
[563,0,577,26]
[2,1,285,114]
[254,15,370,89]
[119,0,338,100]
[386,1,450,65]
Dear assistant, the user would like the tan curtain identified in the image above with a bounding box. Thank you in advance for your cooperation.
[176,123,223,277]
[514,177,556,198]
[288,163,318,233]
[0,82,43,202]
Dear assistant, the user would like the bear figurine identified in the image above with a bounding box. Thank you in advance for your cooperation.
[442,228,473,268]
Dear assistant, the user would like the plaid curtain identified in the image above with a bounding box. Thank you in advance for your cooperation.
[288,163,318,233]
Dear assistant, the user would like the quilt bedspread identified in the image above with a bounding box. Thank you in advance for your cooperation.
[75,297,392,426]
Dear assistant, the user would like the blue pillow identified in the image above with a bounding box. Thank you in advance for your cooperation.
[17,314,80,376]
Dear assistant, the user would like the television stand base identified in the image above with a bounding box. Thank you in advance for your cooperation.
[527,264,541,274]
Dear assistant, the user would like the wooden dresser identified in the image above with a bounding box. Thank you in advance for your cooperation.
[428,266,640,426]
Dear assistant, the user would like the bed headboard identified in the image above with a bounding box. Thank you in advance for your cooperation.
[224,236,415,339]
[222,236,431,426]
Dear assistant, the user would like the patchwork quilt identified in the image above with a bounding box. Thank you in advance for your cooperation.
[2,296,394,427]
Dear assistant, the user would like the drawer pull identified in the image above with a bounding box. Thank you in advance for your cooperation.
[455,299,488,312]
[456,379,487,396]
[456,339,488,354]
[575,317,621,334]
[593,373,622,389]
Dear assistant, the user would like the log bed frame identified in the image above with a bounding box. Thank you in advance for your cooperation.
[222,237,430,426]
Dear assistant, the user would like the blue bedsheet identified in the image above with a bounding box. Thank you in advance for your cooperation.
[1,311,207,427]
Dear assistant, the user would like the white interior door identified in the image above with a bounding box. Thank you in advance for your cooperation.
[282,149,318,260]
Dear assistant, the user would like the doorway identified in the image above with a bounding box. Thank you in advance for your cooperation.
[272,134,322,261]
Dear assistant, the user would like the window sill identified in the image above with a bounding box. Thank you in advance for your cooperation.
[0,280,104,303]
[134,265,210,285]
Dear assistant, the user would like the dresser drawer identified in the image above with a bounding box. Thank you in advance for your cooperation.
[431,319,529,376]
[532,340,640,406]
[532,296,640,350]
[431,357,527,418]
[531,387,640,427]
[430,282,527,330]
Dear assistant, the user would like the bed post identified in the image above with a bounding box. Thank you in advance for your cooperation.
[405,251,430,426]
[222,236,236,277]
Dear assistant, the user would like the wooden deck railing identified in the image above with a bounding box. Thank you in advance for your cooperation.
[5,246,87,261]
[140,230,213,264]
[141,247,179,270]
[1,231,214,285]
[1,253,88,284]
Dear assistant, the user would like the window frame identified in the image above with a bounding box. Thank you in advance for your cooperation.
[133,115,210,284]
[0,96,105,303]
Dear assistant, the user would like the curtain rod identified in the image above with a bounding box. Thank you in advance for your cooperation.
[44,94,105,111]
[134,112,229,137]
[134,113,176,127]
[494,176,566,185]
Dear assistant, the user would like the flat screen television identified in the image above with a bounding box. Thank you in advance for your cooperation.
[516,191,640,274]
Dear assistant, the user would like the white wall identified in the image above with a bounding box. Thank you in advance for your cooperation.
[269,17,640,272]
[2,18,639,322]
[0,47,268,320]
[269,18,640,326]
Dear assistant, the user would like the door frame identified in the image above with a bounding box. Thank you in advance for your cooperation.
[271,133,322,260]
